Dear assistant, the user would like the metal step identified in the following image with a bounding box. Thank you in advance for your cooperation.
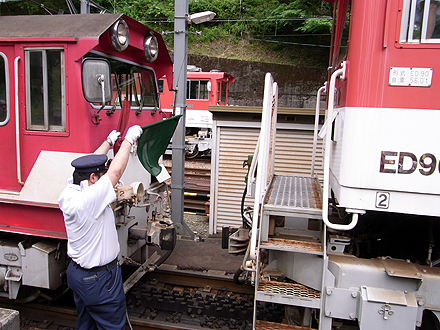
[264,175,322,218]
[260,237,323,255]
[256,280,321,309]
[255,320,315,330]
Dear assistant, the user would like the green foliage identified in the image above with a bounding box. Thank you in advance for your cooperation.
[0,0,70,15]
[298,18,332,33]
[271,0,330,17]
[189,0,242,18]
[108,0,174,20]
[0,0,334,67]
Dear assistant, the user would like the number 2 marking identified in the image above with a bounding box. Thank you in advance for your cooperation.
[376,192,390,209]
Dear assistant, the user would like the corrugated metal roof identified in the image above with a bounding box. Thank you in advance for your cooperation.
[0,14,122,39]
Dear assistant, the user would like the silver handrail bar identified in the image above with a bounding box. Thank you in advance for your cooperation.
[15,56,24,186]
[321,62,359,231]
[311,83,326,177]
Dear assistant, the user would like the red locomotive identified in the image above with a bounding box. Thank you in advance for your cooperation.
[0,14,175,299]
[239,0,440,329]
[159,67,234,157]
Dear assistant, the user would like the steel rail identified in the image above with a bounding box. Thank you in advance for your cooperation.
[0,266,254,330]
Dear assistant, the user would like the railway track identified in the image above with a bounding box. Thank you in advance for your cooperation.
[14,302,212,330]
[163,156,211,214]
[1,266,283,330]
[8,159,258,329]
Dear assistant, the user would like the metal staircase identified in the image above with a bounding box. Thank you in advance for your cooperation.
[247,73,330,329]
[253,174,326,329]
[255,320,318,330]
[246,63,430,330]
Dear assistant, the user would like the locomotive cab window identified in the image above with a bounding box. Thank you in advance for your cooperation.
[158,80,164,93]
[187,80,209,100]
[0,53,9,126]
[88,57,159,110]
[401,0,440,43]
[218,81,227,103]
[25,48,65,132]
[112,68,158,108]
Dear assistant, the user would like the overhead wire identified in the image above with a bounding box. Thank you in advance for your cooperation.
[22,2,332,47]
[161,30,332,48]
[202,34,332,48]
[139,16,331,23]
[27,0,60,15]
[143,15,332,48]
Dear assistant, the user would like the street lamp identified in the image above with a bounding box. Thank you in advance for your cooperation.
[187,11,216,24]
[171,2,216,238]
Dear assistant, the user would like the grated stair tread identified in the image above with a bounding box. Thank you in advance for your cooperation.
[264,175,322,217]
[256,280,321,308]
[255,320,314,330]
[261,237,322,255]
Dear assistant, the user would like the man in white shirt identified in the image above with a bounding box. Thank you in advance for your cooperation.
[58,125,143,330]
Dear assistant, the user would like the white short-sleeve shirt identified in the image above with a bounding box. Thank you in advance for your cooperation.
[58,174,119,269]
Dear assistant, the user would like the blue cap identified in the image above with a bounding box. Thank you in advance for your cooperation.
[71,154,108,173]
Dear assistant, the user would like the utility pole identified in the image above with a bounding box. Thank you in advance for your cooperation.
[171,0,193,238]
[80,0,90,13]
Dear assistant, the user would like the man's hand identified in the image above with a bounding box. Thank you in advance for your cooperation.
[108,125,143,186]
[125,125,143,145]
[107,130,121,146]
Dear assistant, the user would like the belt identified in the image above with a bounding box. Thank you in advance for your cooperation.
[72,258,118,272]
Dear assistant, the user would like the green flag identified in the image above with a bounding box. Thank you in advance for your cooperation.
[137,115,182,182]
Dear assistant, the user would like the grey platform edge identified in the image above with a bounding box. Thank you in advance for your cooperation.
[0,308,19,330]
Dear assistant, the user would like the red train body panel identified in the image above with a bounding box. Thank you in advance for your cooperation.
[336,0,439,110]
[159,69,234,157]
[243,1,440,329]
[326,0,440,217]
[160,70,235,112]
[0,15,172,238]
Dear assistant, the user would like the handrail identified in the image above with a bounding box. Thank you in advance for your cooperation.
[246,135,259,197]
[311,83,326,177]
[321,61,359,231]
[14,56,24,186]
[241,240,256,272]
[249,73,277,260]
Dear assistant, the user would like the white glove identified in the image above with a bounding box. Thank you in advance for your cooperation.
[125,125,143,145]
[107,130,120,146]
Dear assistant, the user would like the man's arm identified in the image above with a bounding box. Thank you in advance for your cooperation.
[94,140,111,155]
[107,125,143,187]
[427,2,438,38]
[94,130,120,155]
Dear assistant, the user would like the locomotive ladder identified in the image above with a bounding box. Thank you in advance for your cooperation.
[250,74,333,330]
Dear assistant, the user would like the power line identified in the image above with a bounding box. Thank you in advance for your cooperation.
[214,34,331,48]
[258,34,331,37]
[139,16,331,24]
[162,29,330,38]
[28,0,60,15]
[218,17,332,22]
[168,32,332,48]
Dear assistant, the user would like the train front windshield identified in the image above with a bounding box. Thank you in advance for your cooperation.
[89,57,159,110]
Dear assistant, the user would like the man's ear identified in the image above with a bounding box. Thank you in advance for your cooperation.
[89,173,97,184]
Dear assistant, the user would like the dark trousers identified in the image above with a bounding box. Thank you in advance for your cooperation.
[67,261,126,330]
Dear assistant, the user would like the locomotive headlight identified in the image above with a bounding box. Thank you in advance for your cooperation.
[110,19,129,52]
[144,34,159,62]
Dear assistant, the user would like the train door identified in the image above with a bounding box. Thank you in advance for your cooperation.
[0,46,17,192]
[1,46,67,194]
